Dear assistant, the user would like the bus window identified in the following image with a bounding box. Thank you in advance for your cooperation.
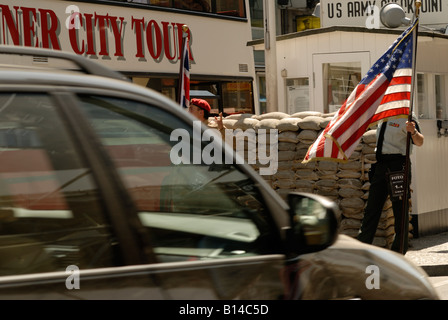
[174,0,211,12]
[120,0,246,17]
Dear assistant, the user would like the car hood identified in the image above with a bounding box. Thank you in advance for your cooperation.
[289,235,440,300]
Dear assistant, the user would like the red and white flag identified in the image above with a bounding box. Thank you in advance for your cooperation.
[303,19,418,163]
[179,34,190,109]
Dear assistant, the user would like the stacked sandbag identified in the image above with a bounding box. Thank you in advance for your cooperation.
[261,113,302,199]
[336,127,389,248]
[218,111,412,249]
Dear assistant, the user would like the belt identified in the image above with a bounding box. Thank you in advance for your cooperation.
[377,154,406,162]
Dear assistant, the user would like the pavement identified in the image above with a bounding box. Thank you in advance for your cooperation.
[405,231,448,277]
[404,232,448,299]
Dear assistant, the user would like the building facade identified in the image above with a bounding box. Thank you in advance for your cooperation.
[0,0,258,115]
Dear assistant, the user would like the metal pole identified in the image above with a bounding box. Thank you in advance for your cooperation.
[263,0,278,113]
[399,1,421,254]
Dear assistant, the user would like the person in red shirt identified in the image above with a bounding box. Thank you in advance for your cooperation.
[189,98,225,135]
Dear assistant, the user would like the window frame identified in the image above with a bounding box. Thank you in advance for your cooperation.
[72,91,284,262]
[51,85,287,257]
[313,51,371,113]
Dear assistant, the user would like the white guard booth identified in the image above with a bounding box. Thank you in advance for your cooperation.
[249,0,448,236]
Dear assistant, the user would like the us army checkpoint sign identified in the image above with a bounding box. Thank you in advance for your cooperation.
[320,0,446,29]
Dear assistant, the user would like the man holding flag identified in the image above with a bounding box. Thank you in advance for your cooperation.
[358,115,423,254]
[302,17,424,254]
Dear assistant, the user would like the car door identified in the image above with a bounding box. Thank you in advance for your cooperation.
[0,88,288,299]
[71,91,289,300]
[0,89,167,299]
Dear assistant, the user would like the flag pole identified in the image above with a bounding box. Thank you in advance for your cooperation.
[177,24,189,106]
[399,0,421,254]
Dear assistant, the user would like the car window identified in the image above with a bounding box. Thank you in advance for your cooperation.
[77,95,279,263]
[0,93,120,276]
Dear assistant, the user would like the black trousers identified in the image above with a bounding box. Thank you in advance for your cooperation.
[357,155,410,254]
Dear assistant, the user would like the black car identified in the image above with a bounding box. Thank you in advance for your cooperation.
[0,46,439,300]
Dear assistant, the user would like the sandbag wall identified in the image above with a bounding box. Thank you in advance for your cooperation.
[215,111,413,249]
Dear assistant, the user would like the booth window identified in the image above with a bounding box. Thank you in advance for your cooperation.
[322,62,361,113]
[125,0,247,17]
[417,73,430,119]
[257,75,266,114]
[436,74,447,119]
[286,78,309,114]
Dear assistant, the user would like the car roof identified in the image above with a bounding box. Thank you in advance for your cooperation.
[0,69,177,104]
[0,45,126,80]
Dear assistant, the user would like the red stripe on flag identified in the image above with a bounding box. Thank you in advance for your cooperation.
[389,76,412,86]
[331,140,339,158]
[184,74,190,101]
[315,134,327,158]
[371,107,409,123]
[380,91,410,104]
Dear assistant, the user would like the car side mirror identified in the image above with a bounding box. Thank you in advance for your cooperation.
[287,192,339,255]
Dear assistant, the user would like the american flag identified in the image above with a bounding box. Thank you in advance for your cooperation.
[179,34,190,109]
[303,19,418,163]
